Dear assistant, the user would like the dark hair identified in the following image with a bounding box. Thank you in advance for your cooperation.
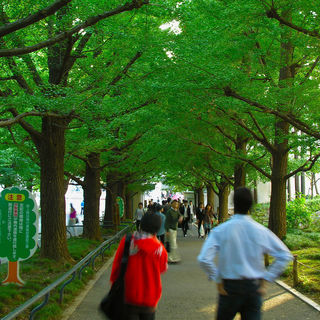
[140,213,161,234]
[138,202,143,206]
[167,197,171,203]
[155,203,163,212]
[234,187,253,214]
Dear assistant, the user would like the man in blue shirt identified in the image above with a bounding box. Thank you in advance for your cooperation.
[198,187,292,320]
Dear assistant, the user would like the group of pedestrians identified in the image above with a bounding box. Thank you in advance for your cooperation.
[196,202,218,238]
[134,198,220,263]
[109,188,293,320]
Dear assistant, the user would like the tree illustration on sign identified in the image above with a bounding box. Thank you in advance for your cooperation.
[0,187,38,286]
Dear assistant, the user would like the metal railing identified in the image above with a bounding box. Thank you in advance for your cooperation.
[1,224,134,320]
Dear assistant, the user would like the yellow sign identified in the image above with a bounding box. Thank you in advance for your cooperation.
[5,194,26,202]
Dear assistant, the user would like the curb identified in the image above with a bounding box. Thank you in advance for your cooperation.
[275,280,320,312]
[61,253,115,320]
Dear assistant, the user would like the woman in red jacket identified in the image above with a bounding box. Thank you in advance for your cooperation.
[110,213,168,320]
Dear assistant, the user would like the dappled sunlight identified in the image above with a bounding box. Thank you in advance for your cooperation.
[198,303,216,315]
[195,292,294,319]
[263,292,294,311]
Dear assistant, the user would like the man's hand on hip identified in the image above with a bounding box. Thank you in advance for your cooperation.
[217,282,228,296]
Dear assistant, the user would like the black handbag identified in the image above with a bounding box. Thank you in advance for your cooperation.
[99,233,131,319]
[165,240,170,253]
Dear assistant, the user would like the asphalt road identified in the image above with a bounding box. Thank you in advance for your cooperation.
[64,225,320,320]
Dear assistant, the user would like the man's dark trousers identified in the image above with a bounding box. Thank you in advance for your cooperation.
[217,279,262,320]
[182,218,189,236]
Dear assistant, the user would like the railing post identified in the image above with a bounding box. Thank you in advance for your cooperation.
[293,254,298,287]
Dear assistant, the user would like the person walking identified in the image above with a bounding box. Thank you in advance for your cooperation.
[179,200,190,237]
[110,213,168,320]
[196,202,205,238]
[203,204,216,238]
[68,203,77,237]
[188,200,195,223]
[198,187,292,320]
[80,200,84,215]
[163,197,171,214]
[134,202,144,231]
[155,204,166,244]
[165,200,183,263]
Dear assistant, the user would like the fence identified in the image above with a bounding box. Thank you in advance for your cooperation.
[1,223,134,320]
[292,254,320,287]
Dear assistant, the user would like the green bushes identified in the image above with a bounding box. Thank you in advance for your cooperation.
[252,196,320,232]
[286,196,313,230]
[284,229,320,250]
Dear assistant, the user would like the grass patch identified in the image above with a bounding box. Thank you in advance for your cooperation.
[0,229,122,319]
[281,238,320,305]
[284,230,320,250]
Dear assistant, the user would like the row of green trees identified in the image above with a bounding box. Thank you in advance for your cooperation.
[1,0,320,261]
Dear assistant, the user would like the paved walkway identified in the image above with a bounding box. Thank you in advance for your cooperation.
[64,225,320,320]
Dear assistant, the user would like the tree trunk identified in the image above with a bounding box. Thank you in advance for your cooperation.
[268,121,289,240]
[104,175,125,227]
[268,10,293,239]
[197,187,204,205]
[301,172,306,195]
[315,175,320,195]
[287,178,291,201]
[234,136,247,189]
[311,173,315,198]
[194,191,197,207]
[294,133,300,197]
[218,182,229,222]
[125,190,134,219]
[83,152,102,241]
[39,117,71,261]
[104,181,116,225]
[294,158,300,196]
[206,184,215,207]
[253,180,258,204]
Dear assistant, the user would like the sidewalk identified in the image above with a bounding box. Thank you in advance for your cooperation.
[64,225,320,320]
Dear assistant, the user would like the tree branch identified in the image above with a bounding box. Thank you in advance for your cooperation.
[300,56,320,85]
[0,0,72,38]
[0,0,149,57]
[266,7,320,40]
[285,152,320,179]
[0,76,16,81]
[106,98,157,123]
[190,138,272,180]
[64,171,84,186]
[218,106,275,153]
[223,86,320,140]
[0,110,54,128]
[108,51,142,86]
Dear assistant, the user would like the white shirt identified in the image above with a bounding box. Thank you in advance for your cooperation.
[183,205,188,218]
[198,214,292,283]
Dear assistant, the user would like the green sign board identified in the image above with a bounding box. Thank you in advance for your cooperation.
[0,187,39,285]
[116,196,124,218]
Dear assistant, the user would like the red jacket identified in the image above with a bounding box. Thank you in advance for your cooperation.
[110,232,168,308]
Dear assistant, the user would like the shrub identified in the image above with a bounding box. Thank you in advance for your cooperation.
[305,196,320,212]
[286,196,312,230]
[310,212,320,232]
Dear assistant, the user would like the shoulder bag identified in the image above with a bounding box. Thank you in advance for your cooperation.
[99,233,132,319]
